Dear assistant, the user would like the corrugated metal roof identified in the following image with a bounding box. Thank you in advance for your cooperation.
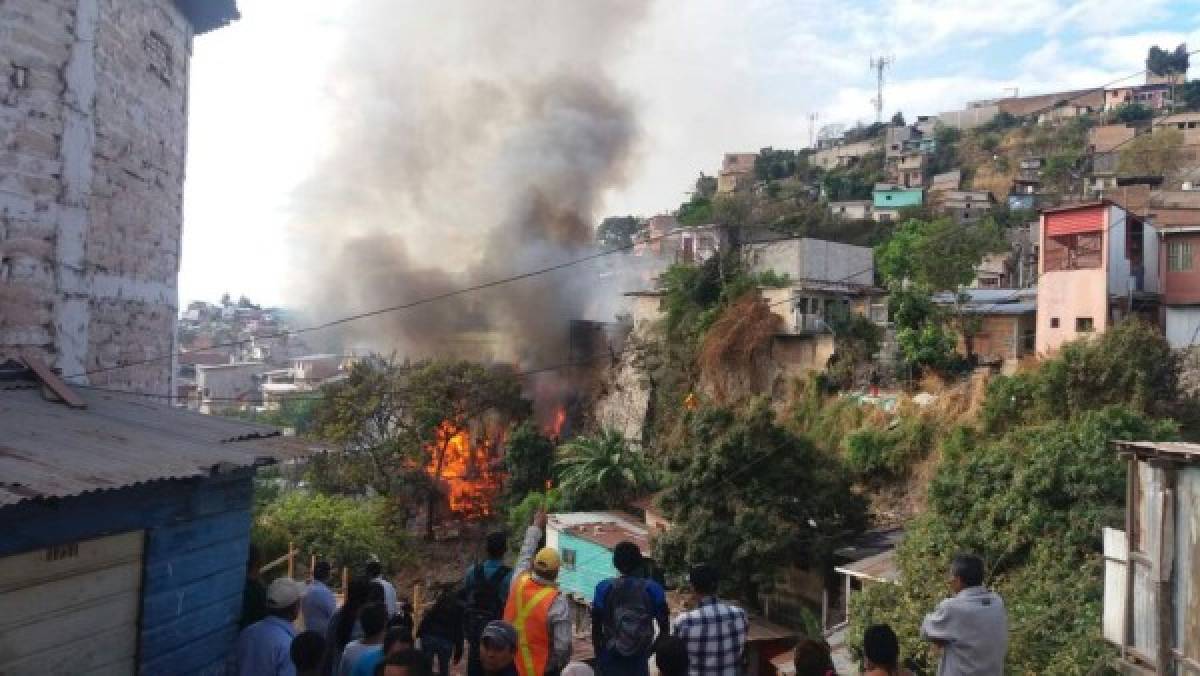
[0,387,316,508]
[835,549,899,584]
[1112,440,1200,463]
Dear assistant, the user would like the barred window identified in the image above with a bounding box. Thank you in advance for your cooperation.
[1168,241,1193,272]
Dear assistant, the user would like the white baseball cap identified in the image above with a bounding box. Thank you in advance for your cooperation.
[266,577,305,609]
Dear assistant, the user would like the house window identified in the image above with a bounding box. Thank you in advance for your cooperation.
[1168,241,1193,272]
[561,548,577,571]
[1044,233,1102,271]
[1076,317,1094,332]
[1050,317,1060,328]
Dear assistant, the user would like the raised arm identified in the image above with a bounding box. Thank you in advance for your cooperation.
[514,508,547,577]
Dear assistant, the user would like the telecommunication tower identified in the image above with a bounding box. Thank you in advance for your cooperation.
[869,55,893,123]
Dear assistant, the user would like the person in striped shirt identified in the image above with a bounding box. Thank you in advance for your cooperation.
[671,565,747,676]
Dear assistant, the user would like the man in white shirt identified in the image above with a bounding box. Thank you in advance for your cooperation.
[920,553,1008,676]
[367,559,398,617]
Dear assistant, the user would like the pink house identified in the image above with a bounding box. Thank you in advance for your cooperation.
[1035,201,1159,355]
[1105,84,1172,111]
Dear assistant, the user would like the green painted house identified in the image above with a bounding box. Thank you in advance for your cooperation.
[545,512,651,602]
[872,186,924,210]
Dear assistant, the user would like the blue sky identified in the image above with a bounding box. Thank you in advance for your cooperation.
[180,0,1200,307]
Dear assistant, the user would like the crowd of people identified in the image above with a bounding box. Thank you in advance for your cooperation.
[229,515,1008,676]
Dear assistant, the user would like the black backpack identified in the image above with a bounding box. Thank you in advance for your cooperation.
[463,563,511,641]
[604,577,656,658]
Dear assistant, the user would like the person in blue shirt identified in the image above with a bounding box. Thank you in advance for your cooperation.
[351,626,415,676]
[303,561,338,637]
[464,532,513,676]
[232,576,306,676]
[592,541,670,676]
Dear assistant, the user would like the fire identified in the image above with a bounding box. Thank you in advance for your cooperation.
[426,420,501,518]
[545,406,567,439]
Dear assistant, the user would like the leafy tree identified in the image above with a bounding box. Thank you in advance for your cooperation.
[826,313,883,389]
[1109,102,1152,124]
[1179,80,1200,111]
[657,400,867,602]
[850,408,1176,674]
[556,428,655,509]
[890,111,905,126]
[231,396,320,435]
[504,421,556,502]
[312,357,527,538]
[505,489,564,549]
[821,151,887,201]
[1119,127,1184,177]
[677,195,713,226]
[755,148,801,181]
[1146,43,1189,77]
[596,216,642,250]
[875,217,1003,292]
[254,491,403,571]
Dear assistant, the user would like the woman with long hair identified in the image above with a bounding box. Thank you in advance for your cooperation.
[324,577,371,675]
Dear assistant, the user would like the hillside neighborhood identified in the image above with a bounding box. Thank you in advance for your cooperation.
[4,2,1200,676]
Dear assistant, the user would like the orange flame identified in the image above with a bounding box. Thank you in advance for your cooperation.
[545,406,567,438]
[426,420,500,518]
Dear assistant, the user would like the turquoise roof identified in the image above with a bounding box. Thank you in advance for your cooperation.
[873,188,924,209]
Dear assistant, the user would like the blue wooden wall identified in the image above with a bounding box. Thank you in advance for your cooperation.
[0,468,256,676]
[556,532,619,602]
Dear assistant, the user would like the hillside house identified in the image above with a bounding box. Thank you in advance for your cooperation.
[872,186,924,222]
[941,190,996,224]
[1157,225,1200,348]
[545,512,653,627]
[896,153,926,188]
[192,362,270,414]
[1036,201,1159,355]
[929,170,962,196]
[0,359,308,675]
[812,140,878,170]
[717,153,759,193]
[884,125,914,159]
[828,200,872,221]
[934,289,1037,367]
[1155,112,1200,146]
[1104,441,1200,675]
[1106,84,1173,111]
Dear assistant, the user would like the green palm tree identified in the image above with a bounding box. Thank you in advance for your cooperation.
[556,428,655,509]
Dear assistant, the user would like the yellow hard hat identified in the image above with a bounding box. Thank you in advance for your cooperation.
[534,547,561,574]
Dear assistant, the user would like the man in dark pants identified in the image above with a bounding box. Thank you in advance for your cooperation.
[464,532,513,676]
[592,541,669,676]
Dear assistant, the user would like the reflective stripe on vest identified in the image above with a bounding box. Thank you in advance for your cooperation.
[503,573,557,676]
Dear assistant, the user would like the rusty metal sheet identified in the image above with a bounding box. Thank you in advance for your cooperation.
[1176,468,1200,665]
[1132,464,1164,659]
[0,387,318,508]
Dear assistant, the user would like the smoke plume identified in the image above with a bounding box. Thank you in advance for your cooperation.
[286,0,649,365]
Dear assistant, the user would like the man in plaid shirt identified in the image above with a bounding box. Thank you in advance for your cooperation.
[672,564,748,676]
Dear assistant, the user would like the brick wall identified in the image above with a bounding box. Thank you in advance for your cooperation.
[0,0,192,393]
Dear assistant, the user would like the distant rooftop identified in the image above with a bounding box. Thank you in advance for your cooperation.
[174,0,240,34]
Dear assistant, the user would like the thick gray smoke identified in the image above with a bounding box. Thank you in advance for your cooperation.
[286,1,649,366]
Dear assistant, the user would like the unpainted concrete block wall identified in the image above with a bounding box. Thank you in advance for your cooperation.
[0,0,192,393]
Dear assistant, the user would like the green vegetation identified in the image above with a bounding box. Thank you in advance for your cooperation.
[1146,43,1189,77]
[254,491,403,571]
[657,399,867,601]
[755,148,803,181]
[1109,102,1153,124]
[849,321,1180,674]
[556,428,656,509]
[229,396,320,435]
[503,421,556,505]
[596,215,641,249]
[1119,127,1185,177]
[821,150,886,201]
[677,194,714,226]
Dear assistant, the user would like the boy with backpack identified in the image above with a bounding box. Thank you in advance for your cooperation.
[592,541,669,676]
[464,532,514,676]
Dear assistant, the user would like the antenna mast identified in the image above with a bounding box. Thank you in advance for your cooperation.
[869,55,893,123]
[807,112,819,148]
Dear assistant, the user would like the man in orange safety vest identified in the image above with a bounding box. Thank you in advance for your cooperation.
[503,508,572,676]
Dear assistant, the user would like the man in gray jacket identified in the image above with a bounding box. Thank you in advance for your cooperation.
[920,553,1007,675]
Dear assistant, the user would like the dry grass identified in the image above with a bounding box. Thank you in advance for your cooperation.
[697,293,782,402]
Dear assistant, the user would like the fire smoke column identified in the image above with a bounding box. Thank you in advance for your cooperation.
[286,0,649,364]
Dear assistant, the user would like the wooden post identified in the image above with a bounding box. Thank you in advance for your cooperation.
[310,554,316,581]
[287,541,295,579]
[413,584,422,621]
[342,566,350,598]
[1156,465,1176,676]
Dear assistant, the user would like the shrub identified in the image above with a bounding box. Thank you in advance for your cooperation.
[253,491,403,571]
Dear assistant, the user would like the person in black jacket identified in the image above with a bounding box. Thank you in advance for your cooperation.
[417,585,464,676]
